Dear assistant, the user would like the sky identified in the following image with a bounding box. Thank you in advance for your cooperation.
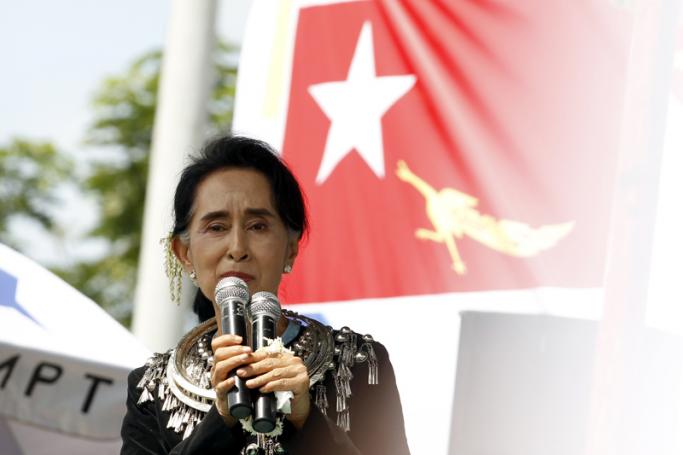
[0,0,250,263]
[2,1,167,147]
[0,1,250,147]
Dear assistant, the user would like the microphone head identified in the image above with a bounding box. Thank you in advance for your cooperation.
[214,276,250,307]
[247,292,281,321]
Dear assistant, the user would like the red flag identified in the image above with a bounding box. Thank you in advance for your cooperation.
[276,1,631,303]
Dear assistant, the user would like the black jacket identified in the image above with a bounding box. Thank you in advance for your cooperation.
[120,340,410,454]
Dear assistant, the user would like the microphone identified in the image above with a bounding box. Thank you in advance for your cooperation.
[246,291,282,433]
[215,277,253,419]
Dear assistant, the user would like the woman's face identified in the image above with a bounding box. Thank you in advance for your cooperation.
[173,168,298,305]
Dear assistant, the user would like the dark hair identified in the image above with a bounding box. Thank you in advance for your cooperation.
[172,135,308,321]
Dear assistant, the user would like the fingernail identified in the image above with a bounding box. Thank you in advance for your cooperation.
[241,346,251,353]
[236,369,244,376]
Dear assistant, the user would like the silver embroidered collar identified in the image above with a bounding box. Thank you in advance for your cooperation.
[136,310,379,441]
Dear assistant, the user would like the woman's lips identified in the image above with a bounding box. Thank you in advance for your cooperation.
[220,271,255,282]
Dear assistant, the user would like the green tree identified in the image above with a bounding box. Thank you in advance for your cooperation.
[54,43,238,324]
[0,139,72,250]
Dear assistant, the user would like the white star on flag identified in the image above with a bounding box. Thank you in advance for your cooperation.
[308,21,416,184]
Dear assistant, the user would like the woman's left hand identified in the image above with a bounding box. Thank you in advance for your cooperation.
[235,351,311,429]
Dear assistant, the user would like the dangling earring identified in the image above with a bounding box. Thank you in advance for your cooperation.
[190,269,198,286]
[284,264,292,274]
[162,232,183,305]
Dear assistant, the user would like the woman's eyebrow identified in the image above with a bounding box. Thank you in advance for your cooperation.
[198,210,228,222]
[198,208,275,222]
[245,207,275,218]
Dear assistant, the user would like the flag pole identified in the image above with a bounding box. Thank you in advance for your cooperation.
[132,0,218,352]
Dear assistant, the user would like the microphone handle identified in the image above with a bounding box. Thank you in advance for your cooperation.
[221,300,253,419]
[251,315,277,433]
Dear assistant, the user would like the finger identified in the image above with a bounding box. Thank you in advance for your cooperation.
[235,351,300,377]
[259,367,310,397]
[267,361,308,393]
[259,371,310,394]
[211,351,254,385]
[249,349,287,361]
[258,377,291,393]
[242,350,269,362]
[214,376,235,396]
[235,356,283,379]
[211,334,243,352]
[245,364,306,390]
[213,345,251,362]
[245,368,290,390]
[211,352,256,386]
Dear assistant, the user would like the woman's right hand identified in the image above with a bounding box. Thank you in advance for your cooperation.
[210,334,255,426]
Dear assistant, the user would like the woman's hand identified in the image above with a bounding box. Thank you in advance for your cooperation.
[235,350,311,430]
[210,334,311,430]
[210,334,255,426]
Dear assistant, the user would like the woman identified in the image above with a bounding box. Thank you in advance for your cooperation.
[120,136,410,454]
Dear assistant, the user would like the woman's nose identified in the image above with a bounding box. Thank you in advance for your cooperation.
[227,228,249,261]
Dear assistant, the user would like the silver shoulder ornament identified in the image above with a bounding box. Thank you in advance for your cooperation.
[135,310,379,443]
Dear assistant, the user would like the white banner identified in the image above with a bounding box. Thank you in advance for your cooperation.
[0,243,149,451]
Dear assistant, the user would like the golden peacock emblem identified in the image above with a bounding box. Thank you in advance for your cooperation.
[396,160,574,274]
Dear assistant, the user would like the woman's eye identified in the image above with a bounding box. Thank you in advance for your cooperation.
[249,222,268,232]
[207,223,226,232]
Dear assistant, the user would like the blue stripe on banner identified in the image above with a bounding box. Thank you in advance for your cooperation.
[0,267,42,327]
